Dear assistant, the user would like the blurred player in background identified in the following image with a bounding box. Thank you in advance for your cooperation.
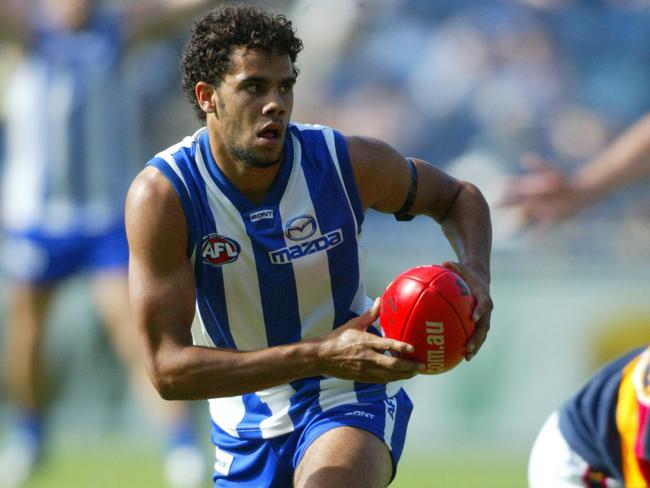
[529,345,650,488]
[126,5,493,487]
[0,0,218,486]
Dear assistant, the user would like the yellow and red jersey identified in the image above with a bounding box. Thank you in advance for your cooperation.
[560,346,650,485]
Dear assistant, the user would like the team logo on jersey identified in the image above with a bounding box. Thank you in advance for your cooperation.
[269,229,343,264]
[202,234,241,266]
[285,215,317,241]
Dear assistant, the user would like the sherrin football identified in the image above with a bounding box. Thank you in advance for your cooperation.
[379,265,476,374]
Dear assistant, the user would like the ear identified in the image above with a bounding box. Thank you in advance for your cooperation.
[195,82,218,116]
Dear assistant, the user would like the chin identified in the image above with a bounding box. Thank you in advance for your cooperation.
[248,155,283,169]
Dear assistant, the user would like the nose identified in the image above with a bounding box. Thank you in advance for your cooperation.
[261,88,287,115]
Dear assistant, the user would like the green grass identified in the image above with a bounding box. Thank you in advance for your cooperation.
[393,453,527,488]
[23,446,172,488]
[20,444,526,487]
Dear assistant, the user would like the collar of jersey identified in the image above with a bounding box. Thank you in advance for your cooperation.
[197,127,295,212]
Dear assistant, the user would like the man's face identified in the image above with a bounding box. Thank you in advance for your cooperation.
[212,48,296,169]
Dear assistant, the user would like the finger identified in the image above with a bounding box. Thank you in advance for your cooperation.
[378,354,425,374]
[369,296,381,320]
[441,260,462,276]
[471,294,493,323]
[343,298,381,331]
[370,336,415,356]
[465,315,490,360]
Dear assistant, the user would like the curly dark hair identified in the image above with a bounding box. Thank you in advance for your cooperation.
[180,4,303,121]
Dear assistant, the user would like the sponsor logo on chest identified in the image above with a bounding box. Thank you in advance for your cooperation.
[269,214,344,264]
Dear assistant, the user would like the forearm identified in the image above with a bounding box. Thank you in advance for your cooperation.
[148,340,322,400]
[574,115,650,203]
[441,182,492,282]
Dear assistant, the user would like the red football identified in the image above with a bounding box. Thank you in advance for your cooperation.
[379,265,476,374]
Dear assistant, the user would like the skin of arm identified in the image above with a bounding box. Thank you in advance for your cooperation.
[126,167,423,401]
[347,136,493,360]
[501,114,650,224]
[572,114,650,204]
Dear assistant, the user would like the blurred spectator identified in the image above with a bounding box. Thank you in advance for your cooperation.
[291,0,650,259]
[0,1,216,487]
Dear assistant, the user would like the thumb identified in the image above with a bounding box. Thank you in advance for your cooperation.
[345,297,381,331]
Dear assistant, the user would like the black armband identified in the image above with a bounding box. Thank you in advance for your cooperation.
[393,158,417,222]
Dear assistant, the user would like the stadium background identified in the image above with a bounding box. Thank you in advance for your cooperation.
[2,0,650,486]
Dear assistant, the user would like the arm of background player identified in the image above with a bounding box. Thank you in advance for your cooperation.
[501,113,650,225]
[347,135,493,360]
[122,0,218,45]
[125,166,421,400]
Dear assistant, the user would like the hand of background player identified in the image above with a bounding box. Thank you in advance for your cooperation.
[499,154,588,226]
[442,261,492,361]
[315,298,424,383]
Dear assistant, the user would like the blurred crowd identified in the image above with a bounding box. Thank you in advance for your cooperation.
[3,0,650,226]
[290,0,650,261]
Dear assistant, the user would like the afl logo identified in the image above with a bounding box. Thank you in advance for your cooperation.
[285,215,317,241]
[202,234,241,266]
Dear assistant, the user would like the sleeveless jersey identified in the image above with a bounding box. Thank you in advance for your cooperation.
[1,8,140,236]
[148,123,402,440]
[559,346,650,484]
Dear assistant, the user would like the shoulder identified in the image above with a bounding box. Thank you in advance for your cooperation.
[346,135,404,172]
[126,166,189,264]
[127,166,183,225]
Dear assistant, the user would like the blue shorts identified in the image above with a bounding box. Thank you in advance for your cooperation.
[1,223,129,284]
[211,388,413,487]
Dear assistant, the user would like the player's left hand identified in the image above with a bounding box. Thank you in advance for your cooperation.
[442,260,492,361]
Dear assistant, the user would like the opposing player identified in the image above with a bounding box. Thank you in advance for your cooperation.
[126,5,493,487]
[0,1,215,486]
[529,346,650,487]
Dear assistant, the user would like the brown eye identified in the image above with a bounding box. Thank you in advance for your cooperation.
[279,83,294,94]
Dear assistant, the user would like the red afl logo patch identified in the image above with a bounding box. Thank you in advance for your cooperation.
[202,234,241,266]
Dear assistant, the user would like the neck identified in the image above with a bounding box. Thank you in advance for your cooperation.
[207,129,283,205]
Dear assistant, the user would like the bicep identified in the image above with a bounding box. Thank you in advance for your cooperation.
[125,167,196,353]
[347,136,462,222]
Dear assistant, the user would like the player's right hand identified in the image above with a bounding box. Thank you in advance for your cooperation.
[315,298,424,383]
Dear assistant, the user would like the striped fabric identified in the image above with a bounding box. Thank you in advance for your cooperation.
[1,8,139,236]
[617,349,650,485]
[559,346,650,485]
[149,123,398,440]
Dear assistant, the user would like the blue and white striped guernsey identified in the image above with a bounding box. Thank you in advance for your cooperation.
[148,123,402,440]
[1,8,140,236]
